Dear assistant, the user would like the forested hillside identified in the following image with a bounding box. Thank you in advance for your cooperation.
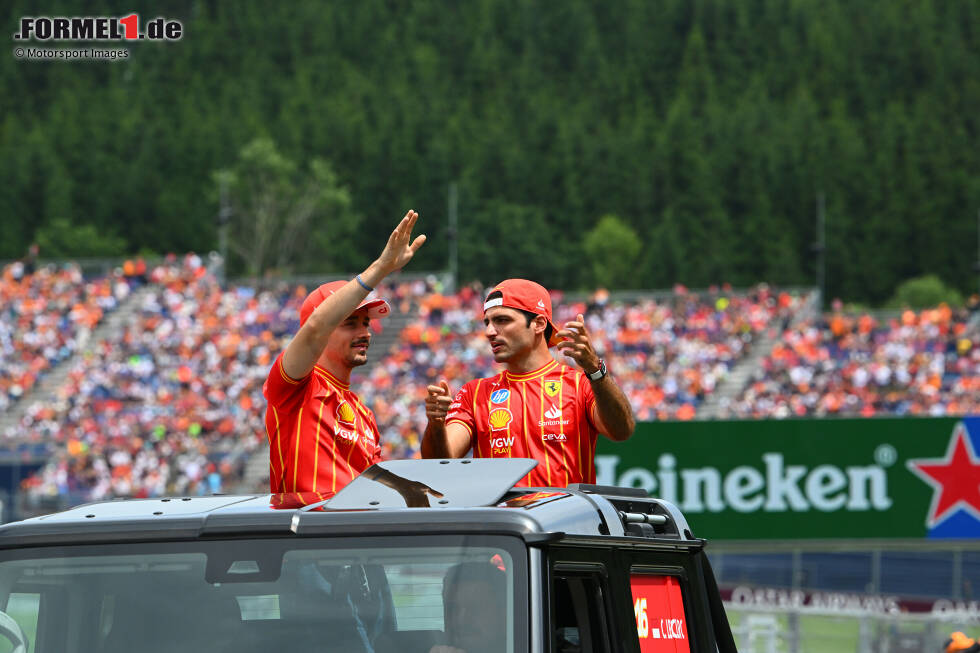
[2,0,978,302]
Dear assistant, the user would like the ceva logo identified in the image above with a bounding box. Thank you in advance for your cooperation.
[907,419,980,537]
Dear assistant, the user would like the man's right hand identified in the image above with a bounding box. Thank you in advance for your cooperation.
[374,209,426,277]
[421,382,471,458]
[425,380,453,424]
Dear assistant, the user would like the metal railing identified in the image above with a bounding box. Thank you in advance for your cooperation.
[727,601,979,653]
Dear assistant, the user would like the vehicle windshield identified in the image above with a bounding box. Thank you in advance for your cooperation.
[0,535,526,653]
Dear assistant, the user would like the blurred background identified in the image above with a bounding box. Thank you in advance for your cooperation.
[2,1,979,650]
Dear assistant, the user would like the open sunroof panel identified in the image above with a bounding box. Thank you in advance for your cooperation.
[325,458,537,510]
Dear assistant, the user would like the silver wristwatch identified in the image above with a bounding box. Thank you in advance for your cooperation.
[587,359,607,381]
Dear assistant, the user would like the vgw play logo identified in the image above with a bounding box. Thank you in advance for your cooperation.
[907,417,980,538]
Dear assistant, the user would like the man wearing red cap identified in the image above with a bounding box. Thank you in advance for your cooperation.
[420,279,635,487]
[263,210,426,495]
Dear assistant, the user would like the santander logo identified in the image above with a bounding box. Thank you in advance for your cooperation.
[544,405,561,420]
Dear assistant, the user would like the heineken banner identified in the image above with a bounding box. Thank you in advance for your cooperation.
[594,416,980,540]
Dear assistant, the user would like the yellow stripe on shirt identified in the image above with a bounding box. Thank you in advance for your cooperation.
[473,379,484,457]
[311,394,328,493]
[292,407,303,492]
[536,380,553,487]
[271,406,285,488]
[556,370,569,486]
[278,358,302,384]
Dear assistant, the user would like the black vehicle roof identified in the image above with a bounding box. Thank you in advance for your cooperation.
[0,459,698,550]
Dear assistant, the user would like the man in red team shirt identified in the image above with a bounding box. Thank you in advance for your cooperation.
[420,279,635,487]
[264,210,426,495]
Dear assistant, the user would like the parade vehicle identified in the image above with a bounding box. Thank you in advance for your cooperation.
[0,459,736,653]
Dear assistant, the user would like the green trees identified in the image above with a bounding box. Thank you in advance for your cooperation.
[888,275,965,310]
[35,219,126,258]
[583,215,641,289]
[214,138,361,278]
[1,0,977,303]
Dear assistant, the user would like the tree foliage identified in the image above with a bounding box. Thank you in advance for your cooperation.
[35,219,126,258]
[583,215,642,290]
[214,137,361,278]
[1,0,978,302]
[888,275,965,310]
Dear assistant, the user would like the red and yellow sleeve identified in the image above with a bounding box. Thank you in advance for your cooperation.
[445,382,476,440]
[263,352,307,408]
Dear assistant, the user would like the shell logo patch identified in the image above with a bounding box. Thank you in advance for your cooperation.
[489,408,513,431]
[544,380,562,397]
[337,401,356,424]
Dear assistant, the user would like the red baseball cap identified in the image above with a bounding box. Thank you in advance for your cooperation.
[484,279,561,347]
[300,280,391,326]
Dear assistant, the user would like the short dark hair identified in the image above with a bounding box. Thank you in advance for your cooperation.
[485,291,554,342]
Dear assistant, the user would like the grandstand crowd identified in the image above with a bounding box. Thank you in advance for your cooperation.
[1,259,126,415]
[1,256,978,508]
[720,300,980,419]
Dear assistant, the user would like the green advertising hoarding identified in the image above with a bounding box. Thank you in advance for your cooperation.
[595,416,980,540]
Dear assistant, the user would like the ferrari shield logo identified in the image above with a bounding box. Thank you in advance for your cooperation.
[544,380,561,397]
